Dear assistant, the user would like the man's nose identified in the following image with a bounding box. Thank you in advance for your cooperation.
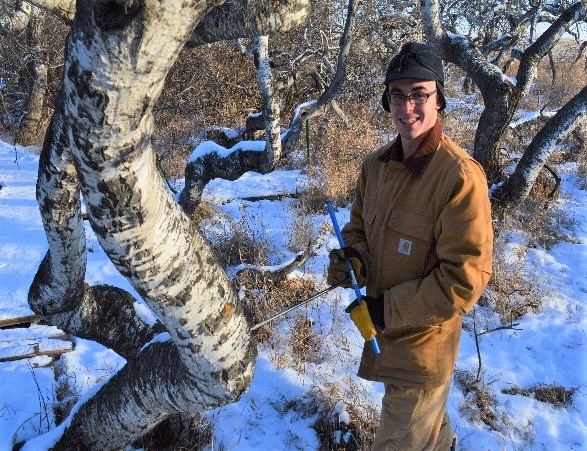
[398,99,416,112]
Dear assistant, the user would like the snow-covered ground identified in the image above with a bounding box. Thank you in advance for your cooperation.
[0,139,585,450]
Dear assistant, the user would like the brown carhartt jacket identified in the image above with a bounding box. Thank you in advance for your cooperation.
[342,120,493,387]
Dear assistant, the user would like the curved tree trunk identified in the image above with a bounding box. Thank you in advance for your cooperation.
[420,0,586,187]
[26,1,264,448]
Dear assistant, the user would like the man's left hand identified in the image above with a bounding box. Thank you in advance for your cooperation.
[345,295,385,340]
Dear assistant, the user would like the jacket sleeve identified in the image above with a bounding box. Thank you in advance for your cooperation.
[384,160,493,329]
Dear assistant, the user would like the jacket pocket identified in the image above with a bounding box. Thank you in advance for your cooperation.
[385,208,435,276]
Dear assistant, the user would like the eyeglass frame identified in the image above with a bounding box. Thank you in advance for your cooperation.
[387,90,437,106]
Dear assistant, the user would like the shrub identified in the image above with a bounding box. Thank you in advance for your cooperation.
[204,207,272,267]
[485,228,545,323]
[454,370,502,430]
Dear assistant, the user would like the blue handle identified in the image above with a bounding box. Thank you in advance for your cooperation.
[327,201,381,355]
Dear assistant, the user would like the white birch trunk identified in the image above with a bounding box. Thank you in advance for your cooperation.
[25,0,270,447]
[254,35,282,170]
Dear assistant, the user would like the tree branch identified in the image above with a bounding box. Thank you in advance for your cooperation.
[517,2,586,94]
[494,86,587,207]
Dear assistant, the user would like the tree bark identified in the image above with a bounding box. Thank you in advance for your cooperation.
[23,0,311,43]
[15,8,48,146]
[254,35,282,172]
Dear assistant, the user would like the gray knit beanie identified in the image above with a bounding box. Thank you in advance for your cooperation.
[381,42,446,112]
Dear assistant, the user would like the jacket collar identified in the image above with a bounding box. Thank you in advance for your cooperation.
[379,119,443,176]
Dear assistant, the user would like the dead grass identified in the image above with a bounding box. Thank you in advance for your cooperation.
[153,117,196,180]
[486,161,581,323]
[441,107,479,152]
[236,273,318,343]
[484,236,545,323]
[514,190,580,250]
[205,208,272,267]
[287,313,324,365]
[502,383,576,408]
[287,197,317,253]
[53,364,79,426]
[532,54,587,111]
[454,370,502,430]
[305,104,384,207]
[285,382,379,450]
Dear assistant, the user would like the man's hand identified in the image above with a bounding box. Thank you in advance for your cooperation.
[327,246,367,288]
[345,295,385,340]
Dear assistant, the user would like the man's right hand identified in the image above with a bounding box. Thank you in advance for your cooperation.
[327,246,367,288]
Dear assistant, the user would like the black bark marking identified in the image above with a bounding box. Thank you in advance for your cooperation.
[70,65,109,120]
[93,0,145,31]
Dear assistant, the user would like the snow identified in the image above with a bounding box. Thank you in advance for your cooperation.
[509,110,558,129]
[0,138,586,450]
[188,139,266,162]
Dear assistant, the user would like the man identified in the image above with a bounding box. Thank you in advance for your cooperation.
[327,42,493,450]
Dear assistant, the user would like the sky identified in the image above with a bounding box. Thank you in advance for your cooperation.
[0,137,585,450]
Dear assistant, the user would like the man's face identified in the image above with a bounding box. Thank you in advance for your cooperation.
[387,79,441,145]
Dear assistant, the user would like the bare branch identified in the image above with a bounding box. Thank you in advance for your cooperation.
[517,2,586,93]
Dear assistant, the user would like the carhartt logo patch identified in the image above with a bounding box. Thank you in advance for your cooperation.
[398,237,412,256]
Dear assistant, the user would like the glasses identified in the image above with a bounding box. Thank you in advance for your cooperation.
[388,90,437,105]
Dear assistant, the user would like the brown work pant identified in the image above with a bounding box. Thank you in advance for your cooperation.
[371,381,453,451]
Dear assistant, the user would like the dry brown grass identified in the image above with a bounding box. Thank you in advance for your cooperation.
[485,228,545,323]
[503,40,586,114]
[156,42,260,132]
[0,11,67,142]
[532,53,587,111]
[486,156,581,323]
[287,313,324,365]
[286,197,317,253]
[285,382,379,450]
[515,191,580,250]
[237,273,318,342]
[53,365,78,426]
[454,370,502,430]
[151,41,261,180]
[441,108,479,153]
[502,383,576,408]
[205,208,272,268]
